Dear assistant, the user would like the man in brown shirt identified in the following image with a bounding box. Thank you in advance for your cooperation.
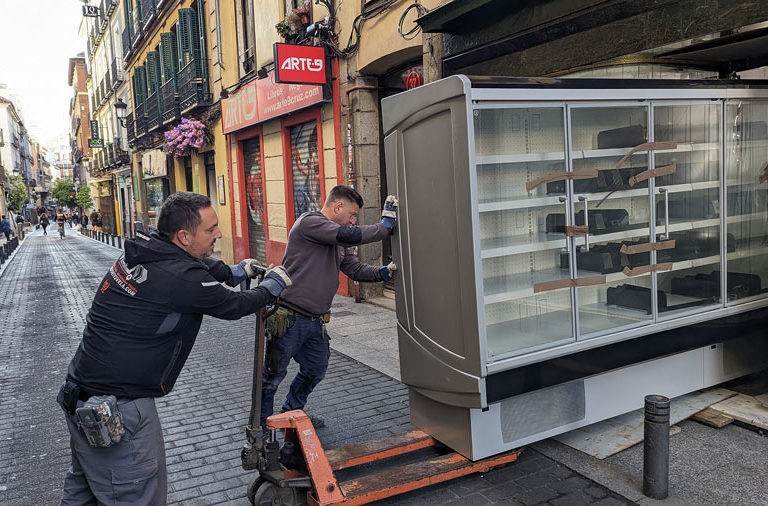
[260,185,397,428]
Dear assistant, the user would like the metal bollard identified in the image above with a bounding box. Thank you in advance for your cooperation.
[111,235,115,247]
[117,236,122,249]
[643,395,670,500]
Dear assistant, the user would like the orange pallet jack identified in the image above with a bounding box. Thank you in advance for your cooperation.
[239,273,520,505]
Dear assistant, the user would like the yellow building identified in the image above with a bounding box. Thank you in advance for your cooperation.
[219,0,437,297]
[121,0,238,260]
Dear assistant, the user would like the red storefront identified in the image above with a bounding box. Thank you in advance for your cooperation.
[222,63,345,290]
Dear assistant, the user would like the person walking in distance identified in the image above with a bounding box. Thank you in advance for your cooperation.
[260,185,398,429]
[56,192,292,505]
[39,212,49,236]
[0,215,10,242]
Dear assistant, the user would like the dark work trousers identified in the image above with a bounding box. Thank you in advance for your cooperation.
[2,231,8,241]
[260,315,330,428]
[60,397,167,505]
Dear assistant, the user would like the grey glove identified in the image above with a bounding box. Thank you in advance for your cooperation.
[259,265,292,297]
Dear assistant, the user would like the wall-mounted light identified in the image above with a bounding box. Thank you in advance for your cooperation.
[114,98,128,127]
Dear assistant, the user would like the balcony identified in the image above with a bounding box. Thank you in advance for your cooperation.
[140,0,156,30]
[160,79,179,125]
[10,134,19,148]
[121,25,133,61]
[134,105,148,139]
[111,59,125,89]
[105,143,115,167]
[125,111,136,145]
[116,141,130,165]
[131,19,143,48]
[146,92,162,132]
[178,59,211,114]
[105,71,112,95]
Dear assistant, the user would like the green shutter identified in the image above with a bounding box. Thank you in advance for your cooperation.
[177,9,192,69]
[160,32,178,86]
[145,51,161,95]
[123,0,133,32]
[195,0,208,83]
[133,66,148,112]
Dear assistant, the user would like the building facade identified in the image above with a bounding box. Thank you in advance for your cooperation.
[0,96,33,219]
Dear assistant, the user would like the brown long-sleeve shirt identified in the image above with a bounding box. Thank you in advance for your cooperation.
[280,211,390,315]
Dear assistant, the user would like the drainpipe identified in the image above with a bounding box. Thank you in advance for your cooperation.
[345,85,377,302]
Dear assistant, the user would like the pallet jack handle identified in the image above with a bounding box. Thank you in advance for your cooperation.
[240,271,280,469]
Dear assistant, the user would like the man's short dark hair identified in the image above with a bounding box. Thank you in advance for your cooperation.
[326,185,363,208]
[157,192,212,239]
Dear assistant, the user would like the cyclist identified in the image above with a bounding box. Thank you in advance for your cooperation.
[56,213,66,239]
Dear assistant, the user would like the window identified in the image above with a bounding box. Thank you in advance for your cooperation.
[288,120,322,221]
[236,0,255,76]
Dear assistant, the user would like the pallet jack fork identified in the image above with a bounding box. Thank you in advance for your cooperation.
[240,270,521,505]
[248,409,521,505]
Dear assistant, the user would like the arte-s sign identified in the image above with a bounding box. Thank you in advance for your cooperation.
[273,43,327,85]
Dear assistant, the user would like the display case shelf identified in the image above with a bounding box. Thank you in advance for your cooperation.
[474,142,719,166]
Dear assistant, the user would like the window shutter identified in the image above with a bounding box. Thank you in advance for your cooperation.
[134,66,148,110]
[123,0,132,30]
[145,51,161,95]
[177,9,192,68]
[160,32,177,85]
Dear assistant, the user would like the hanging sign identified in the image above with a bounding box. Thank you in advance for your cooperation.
[88,138,104,148]
[90,120,100,139]
[274,43,327,85]
[83,5,99,17]
[401,66,424,89]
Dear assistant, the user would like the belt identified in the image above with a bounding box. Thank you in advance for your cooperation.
[280,304,331,323]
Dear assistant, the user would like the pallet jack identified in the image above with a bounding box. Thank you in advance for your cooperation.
[240,270,521,505]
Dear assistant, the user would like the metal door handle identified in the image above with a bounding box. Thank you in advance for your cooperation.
[578,195,589,252]
[659,188,669,240]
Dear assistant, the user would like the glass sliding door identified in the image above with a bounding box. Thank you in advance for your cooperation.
[568,105,654,336]
[724,100,768,304]
[473,106,575,360]
[653,102,723,316]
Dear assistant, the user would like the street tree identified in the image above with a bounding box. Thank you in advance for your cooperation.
[76,185,94,210]
[8,175,28,213]
[51,179,77,208]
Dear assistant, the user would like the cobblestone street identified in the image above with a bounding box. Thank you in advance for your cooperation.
[0,230,632,505]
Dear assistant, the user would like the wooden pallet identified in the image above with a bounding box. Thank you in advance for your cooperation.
[693,393,768,431]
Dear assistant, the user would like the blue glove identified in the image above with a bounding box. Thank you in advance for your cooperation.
[380,195,398,231]
[229,260,249,285]
[378,262,397,282]
[259,265,292,297]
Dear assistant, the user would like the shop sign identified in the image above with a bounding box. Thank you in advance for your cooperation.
[90,120,100,139]
[401,66,424,89]
[222,70,324,133]
[88,138,104,148]
[274,43,327,85]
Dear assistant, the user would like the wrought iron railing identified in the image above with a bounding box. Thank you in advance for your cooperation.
[146,92,161,132]
[111,59,125,89]
[160,79,179,126]
[140,0,156,30]
[121,25,133,61]
[105,71,112,95]
[125,112,136,145]
[178,59,210,114]
[134,105,148,139]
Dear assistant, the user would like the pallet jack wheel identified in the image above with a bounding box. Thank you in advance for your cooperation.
[250,480,304,506]
[246,475,263,505]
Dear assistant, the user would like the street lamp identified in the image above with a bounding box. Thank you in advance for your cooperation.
[115,98,128,128]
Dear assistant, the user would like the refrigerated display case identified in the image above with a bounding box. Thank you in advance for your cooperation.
[382,76,768,460]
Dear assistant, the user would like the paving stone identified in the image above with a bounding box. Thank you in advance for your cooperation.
[550,490,595,506]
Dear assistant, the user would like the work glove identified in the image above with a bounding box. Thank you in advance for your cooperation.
[259,265,293,298]
[378,262,397,282]
[229,258,261,285]
[380,195,398,232]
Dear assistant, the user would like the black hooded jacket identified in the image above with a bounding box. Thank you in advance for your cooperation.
[67,232,273,399]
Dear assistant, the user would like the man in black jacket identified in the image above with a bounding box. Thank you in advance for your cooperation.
[57,192,291,505]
